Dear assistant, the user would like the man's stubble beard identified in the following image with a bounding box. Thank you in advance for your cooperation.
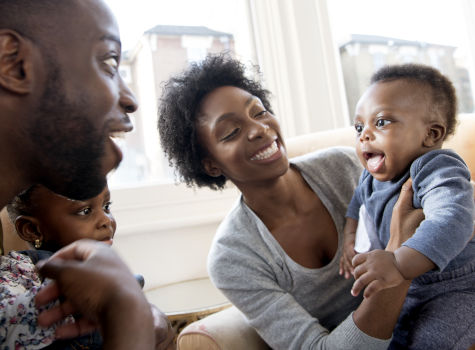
[29,62,109,200]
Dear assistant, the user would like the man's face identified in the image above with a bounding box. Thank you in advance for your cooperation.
[29,0,136,200]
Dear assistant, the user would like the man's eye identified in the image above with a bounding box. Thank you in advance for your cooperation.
[104,57,118,71]
[77,207,92,216]
[355,124,364,134]
[376,119,391,127]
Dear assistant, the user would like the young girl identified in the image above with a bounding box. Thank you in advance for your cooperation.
[340,64,475,349]
[1,184,115,349]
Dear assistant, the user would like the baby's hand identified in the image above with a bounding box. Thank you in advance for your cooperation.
[339,233,356,279]
[351,250,405,298]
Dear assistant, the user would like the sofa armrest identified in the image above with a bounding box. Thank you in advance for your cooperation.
[177,306,270,350]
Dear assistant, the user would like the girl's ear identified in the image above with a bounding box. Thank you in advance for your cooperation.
[423,123,446,147]
[15,215,42,244]
[202,158,223,178]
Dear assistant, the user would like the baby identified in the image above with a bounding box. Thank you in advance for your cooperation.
[340,64,475,349]
[1,184,116,349]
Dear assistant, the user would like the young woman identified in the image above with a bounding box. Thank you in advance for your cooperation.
[158,54,422,349]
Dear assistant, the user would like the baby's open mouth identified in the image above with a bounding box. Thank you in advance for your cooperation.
[364,152,385,173]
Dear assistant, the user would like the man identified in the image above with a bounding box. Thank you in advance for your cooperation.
[0,0,172,348]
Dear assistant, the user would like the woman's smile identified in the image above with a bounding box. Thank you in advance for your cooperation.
[250,140,280,161]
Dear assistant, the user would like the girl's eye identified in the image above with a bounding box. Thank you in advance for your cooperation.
[221,128,239,141]
[354,123,364,134]
[376,119,391,127]
[254,110,267,118]
[103,201,112,213]
[77,207,92,216]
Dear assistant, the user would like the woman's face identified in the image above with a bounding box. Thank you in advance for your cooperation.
[196,86,289,187]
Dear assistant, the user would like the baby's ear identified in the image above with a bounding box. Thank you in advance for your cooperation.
[15,215,42,244]
[423,123,446,147]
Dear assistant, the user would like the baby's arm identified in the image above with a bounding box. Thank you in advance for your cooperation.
[350,247,435,298]
[351,179,429,298]
[339,217,358,279]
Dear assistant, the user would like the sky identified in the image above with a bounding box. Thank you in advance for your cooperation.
[106,0,469,53]
[104,0,247,52]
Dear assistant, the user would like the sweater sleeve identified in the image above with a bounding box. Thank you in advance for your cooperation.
[405,150,474,270]
[208,234,390,350]
[0,253,55,349]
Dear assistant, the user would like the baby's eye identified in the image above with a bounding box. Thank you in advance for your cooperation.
[376,119,391,127]
[103,201,112,213]
[77,207,92,216]
[354,123,364,134]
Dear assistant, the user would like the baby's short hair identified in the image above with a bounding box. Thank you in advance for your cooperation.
[371,64,457,138]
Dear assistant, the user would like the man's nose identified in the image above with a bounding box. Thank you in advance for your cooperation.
[119,77,138,114]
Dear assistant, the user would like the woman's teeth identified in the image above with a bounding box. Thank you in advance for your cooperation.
[251,141,278,160]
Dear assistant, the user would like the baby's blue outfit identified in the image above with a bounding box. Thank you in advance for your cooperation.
[346,149,475,349]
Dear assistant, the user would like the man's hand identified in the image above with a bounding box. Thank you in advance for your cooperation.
[35,240,156,350]
[151,304,175,350]
[351,249,406,298]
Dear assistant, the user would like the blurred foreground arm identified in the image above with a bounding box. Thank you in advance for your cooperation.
[35,240,157,350]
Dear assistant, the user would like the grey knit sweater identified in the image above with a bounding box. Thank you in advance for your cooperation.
[208,147,391,349]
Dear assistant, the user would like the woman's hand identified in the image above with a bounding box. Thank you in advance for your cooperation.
[386,178,424,252]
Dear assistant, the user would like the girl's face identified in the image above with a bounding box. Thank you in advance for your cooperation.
[30,185,116,251]
[196,86,289,187]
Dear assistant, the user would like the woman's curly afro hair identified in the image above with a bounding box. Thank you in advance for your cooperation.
[158,54,272,190]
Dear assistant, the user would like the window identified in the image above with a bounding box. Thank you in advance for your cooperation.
[327,0,475,120]
[104,0,256,187]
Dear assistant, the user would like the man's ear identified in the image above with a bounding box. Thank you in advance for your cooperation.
[0,30,34,94]
[423,123,446,147]
[202,158,223,177]
[14,215,42,244]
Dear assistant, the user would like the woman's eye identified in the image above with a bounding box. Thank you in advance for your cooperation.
[354,123,364,134]
[376,119,391,127]
[254,110,267,118]
[77,207,92,216]
[221,128,239,141]
[103,201,112,213]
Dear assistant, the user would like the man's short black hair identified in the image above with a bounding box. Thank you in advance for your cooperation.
[158,54,272,190]
[371,63,457,138]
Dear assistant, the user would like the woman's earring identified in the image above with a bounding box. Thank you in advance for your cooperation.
[34,239,42,249]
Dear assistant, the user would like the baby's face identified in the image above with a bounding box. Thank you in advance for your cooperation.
[354,80,433,181]
[34,185,116,250]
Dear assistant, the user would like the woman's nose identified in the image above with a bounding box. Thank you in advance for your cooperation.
[248,121,270,141]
